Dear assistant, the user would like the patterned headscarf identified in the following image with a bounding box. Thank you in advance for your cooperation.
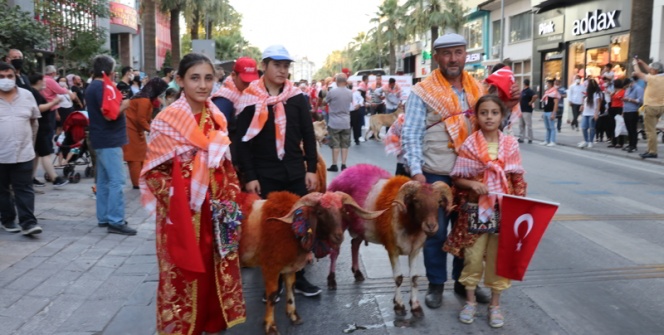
[132,77,169,101]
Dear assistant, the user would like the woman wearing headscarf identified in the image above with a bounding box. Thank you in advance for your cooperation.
[122,78,169,188]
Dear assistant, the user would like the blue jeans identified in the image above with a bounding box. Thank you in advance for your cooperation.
[422,172,463,284]
[581,116,596,143]
[543,112,557,143]
[96,147,125,226]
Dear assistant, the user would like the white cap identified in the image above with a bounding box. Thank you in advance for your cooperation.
[262,45,293,62]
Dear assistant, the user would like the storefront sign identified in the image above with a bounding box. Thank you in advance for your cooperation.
[110,2,138,31]
[466,53,482,63]
[572,10,620,36]
[539,21,555,35]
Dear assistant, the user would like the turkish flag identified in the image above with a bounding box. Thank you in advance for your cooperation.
[101,72,122,121]
[166,154,205,274]
[496,194,559,281]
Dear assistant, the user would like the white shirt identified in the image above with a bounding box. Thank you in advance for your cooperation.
[58,91,73,109]
[352,90,364,110]
[0,88,40,163]
[583,93,602,116]
[568,82,585,105]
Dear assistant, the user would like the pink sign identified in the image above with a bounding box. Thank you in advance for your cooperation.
[110,2,137,31]
[156,11,172,70]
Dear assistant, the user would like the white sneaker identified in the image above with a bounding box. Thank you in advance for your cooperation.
[546,142,557,147]
[587,143,593,148]
[540,141,549,146]
[577,141,587,148]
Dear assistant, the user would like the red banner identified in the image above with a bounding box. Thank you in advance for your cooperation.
[110,2,138,31]
[496,194,559,281]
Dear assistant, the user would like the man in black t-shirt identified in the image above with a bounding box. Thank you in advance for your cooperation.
[116,66,134,100]
[71,75,85,110]
[519,79,537,143]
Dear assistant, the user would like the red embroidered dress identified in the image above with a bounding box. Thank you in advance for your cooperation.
[144,109,245,334]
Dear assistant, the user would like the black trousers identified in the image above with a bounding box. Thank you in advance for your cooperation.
[571,104,581,128]
[259,176,308,199]
[350,107,365,143]
[624,112,639,149]
[0,160,37,228]
[607,107,622,142]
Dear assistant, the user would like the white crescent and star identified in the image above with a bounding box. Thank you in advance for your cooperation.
[514,213,534,251]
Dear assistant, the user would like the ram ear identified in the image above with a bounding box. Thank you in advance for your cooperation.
[337,192,386,220]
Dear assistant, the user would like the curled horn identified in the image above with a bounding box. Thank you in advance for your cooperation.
[432,181,454,213]
[336,192,387,220]
[268,192,323,224]
[391,181,421,212]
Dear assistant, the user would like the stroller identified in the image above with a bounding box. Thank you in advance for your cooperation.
[53,111,93,183]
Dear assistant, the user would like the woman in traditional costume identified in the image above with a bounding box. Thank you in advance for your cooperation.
[122,78,168,189]
[140,53,246,335]
[444,95,527,328]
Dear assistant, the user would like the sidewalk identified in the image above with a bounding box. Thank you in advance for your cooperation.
[526,111,664,165]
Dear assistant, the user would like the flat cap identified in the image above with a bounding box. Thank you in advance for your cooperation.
[433,33,467,50]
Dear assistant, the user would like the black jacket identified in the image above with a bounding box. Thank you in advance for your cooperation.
[234,93,317,183]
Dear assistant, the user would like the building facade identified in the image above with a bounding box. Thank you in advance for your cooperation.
[532,0,633,94]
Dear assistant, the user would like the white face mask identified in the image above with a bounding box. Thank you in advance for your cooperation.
[575,79,580,84]
[59,82,67,88]
[0,78,16,92]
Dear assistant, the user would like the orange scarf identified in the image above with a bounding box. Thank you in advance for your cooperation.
[451,131,524,222]
[384,113,405,155]
[211,76,242,105]
[410,69,483,150]
[235,78,302,159]
[139,95,231,213]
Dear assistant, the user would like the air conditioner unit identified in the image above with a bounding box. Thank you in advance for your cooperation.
[492,46,500,58]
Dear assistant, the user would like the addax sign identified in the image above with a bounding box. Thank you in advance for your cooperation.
[572,10,620,36]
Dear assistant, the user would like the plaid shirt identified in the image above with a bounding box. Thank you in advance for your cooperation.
[402,87,467,176]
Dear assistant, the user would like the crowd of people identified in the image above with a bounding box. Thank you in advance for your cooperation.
[1,28,661,334]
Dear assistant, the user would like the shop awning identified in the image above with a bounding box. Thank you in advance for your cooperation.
[533,0,580,13]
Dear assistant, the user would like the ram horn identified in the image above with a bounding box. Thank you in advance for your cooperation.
[391,180,421,212]
[336,192,386,220]
[431,181,454,213]
[267,192,323,224]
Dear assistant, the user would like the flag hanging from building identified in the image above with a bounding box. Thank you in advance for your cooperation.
[496,194,559,281]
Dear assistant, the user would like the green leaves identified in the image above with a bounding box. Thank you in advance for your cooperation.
[0,3,49,57]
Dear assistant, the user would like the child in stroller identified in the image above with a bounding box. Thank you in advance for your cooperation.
[55,111,93,183]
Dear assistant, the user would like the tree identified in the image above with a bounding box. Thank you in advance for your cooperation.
[373,0,408,74]
[142,0,158,76]
[159,0,185,67]
[0,2,49,64]
[314,50,353,79]
[184,0,238,41]
[628,0,653,62]
[404,0,465,71]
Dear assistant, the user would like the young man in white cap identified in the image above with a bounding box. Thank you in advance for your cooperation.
[234,45,321,298]
[402,33,491,309]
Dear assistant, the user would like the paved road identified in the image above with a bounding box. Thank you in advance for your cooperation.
[0,116,663,335]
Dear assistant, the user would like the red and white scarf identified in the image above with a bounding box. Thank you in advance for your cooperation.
[384,113,405,155]
[211,76,242,105]
[451,131,524,222]
[382,83,401,95]
[140,95,230,213]
[235,78,302,159]
[541,86,561,105]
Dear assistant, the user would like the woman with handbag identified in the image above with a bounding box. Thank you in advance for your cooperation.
[140,53,246,335]
[443,95,527,328]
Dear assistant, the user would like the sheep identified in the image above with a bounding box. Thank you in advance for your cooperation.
[327,164,453,317]
[237,190,384,335]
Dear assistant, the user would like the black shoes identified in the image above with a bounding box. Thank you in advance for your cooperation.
[53,177,69,188]
[108,223,137,235]
[517,139,524,143]
[341,164,347,171]
[294,275,322,297]
[454,281,490,304]
[640,152,658,159]
[425,283,444,309]
[2,222,21,233]
[21,223,42,236]
[627,147,637,153]
[32,178,45,187]
[327,165,338,172]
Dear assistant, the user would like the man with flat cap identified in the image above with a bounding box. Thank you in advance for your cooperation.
[402,33,493,308]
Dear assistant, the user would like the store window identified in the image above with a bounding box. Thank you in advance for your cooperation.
[463,19,483,51]
[512,59,531,89]
[492,20,502,47]
[509,11,532,43]
[568,42,586,81]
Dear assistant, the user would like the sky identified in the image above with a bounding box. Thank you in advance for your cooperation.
[229,0,384,71]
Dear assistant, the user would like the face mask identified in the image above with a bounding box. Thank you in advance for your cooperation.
[59,82,67,88]
[0,78,16,92]
[575,79,580,84]
[10,59,24,71]
[128,74,135,81]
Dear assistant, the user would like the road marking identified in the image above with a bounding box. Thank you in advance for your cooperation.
[553,213,664,221]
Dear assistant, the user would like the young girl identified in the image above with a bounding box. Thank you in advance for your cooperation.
[140,53,246,335]
[444,95,527,328]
